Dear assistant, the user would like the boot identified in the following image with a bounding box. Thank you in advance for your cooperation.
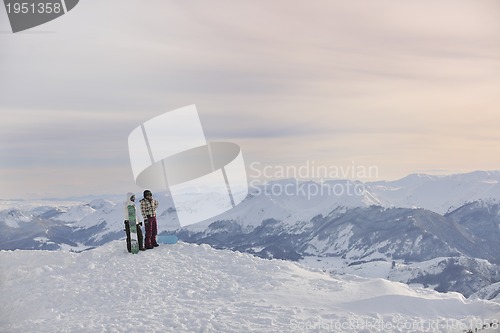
[145,237,153,249]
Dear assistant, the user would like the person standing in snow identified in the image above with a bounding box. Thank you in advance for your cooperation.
[124,192,146,252]
[140,189,159,249]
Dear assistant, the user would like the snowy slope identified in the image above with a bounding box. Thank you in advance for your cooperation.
[472,282,500,303]
[172,179,382,232]
[0,241,499,333]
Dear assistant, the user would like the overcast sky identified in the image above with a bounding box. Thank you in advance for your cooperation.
[1,0,500,199]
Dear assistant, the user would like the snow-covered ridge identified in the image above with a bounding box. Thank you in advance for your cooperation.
[2,170,500,300]
[0,241,498,333]
[367,170,500,214]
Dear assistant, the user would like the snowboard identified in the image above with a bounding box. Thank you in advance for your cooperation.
[127,204,140,254]
[157,234,178,244]
[129,222,140,254]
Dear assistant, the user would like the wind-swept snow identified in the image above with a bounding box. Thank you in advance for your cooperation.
[0,241,498,332]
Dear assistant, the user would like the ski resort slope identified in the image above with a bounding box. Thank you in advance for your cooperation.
[0,242,499,333]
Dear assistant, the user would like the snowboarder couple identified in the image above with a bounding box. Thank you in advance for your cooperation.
[124,190,159,253]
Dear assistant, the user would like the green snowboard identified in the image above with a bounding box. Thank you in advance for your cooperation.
[128,205,140,254]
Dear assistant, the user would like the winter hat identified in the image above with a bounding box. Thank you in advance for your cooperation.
[127,192,135,202]
[143,190,152,198]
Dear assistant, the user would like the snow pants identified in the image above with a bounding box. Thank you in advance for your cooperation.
[144,216,157,249]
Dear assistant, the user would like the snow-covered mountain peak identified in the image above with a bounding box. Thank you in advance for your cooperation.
[395,173,440,185]
[367,170,500,214]
[88,198,115,210]
[0,209,31,228]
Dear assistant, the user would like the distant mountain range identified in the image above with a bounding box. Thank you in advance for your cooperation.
[1,170,500,301]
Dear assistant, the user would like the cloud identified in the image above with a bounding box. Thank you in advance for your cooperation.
[1,0,500,198]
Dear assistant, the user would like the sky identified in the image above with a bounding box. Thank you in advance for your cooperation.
[1,0,500,199]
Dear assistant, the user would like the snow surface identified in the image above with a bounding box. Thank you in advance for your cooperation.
[1,241,499,333]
